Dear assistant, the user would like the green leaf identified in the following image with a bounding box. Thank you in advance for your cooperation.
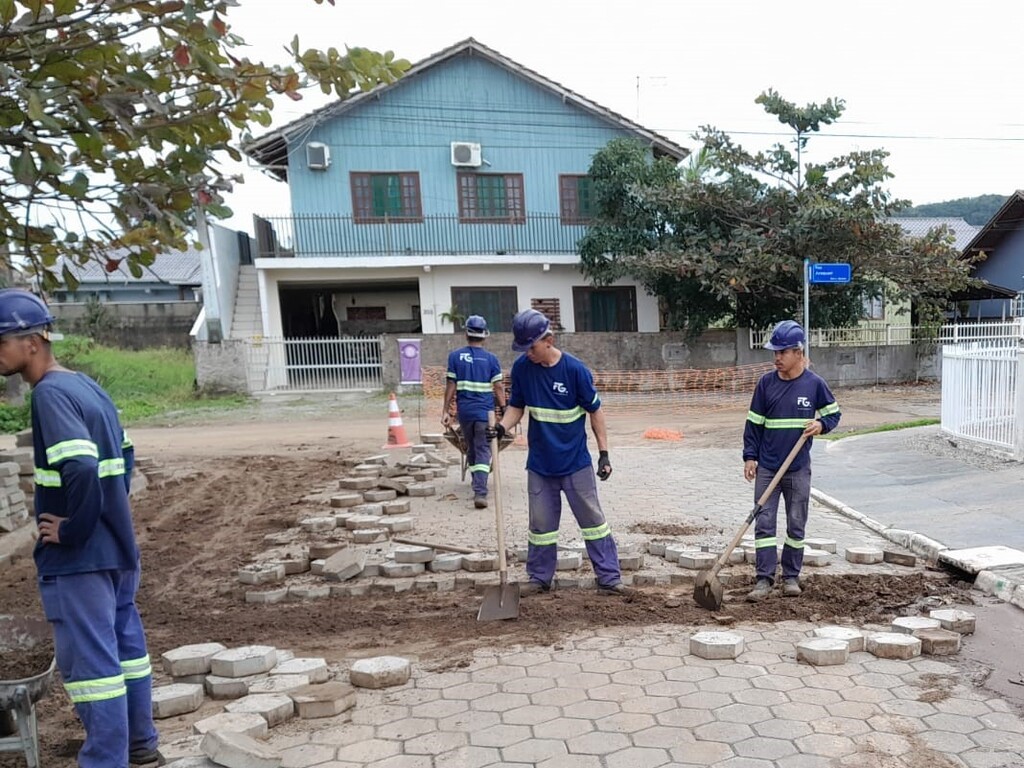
[128,261,144,279]
[12,149,37,186]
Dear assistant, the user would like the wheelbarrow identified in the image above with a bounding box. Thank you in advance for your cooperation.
[0,616,57,768]
[443,422,515,481]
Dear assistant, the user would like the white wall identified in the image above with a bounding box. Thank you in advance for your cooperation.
[254,258,659,336]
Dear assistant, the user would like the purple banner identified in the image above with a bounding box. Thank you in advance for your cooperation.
[398,338,422,384]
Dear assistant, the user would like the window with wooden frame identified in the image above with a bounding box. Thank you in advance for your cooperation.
[573,286,638,332]
[450,287,519,332]
[862,294,884,320]
[350,172,423,223]
[457,173,525,223]
[559,175,595,224]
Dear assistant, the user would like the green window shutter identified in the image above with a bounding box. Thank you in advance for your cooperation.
[576,177,594,219]
[371,174,402,217]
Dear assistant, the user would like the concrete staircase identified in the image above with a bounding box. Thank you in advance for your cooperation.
[230,265,262,339]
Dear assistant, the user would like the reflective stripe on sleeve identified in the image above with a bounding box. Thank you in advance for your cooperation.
[456,381,494,393]
[34,468,62,487]
[98,458,126,478]
[45,439,99,464]
[754,537,778,549]
[468,463,491,474]
[818,402,840,417]
[747,410,766,425]
[763,418,807,429]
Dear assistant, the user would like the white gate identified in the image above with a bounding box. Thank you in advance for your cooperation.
[243,336,384,393]
[941,320,1024,460]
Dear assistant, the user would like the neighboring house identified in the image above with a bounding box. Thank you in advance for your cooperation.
[237,37,689,341]
[51,247,203,303]
[959,191,1024,320]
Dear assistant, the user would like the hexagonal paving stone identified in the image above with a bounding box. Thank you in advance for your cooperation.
[668,741,735,765]
[595,712,657,734]
[410,698,468,719]
[752,719,813,740]
[530,687,588,707]
[278,743,337,768]
[664,665,717,683]
[793,733,857,758]
[469,723,532,748]
[562,699,621,720]
[502,738,569,763]
[621,696,676,715]
[589,683,645,703]
[433,746,499,768]
[750,675,804,693]
[535,755,602,768]
[804,674,856,692]
[334,739,402,763]
[437,710,501,733]
[936,697,997,718]
[556,672,611,689]
[403,730,469,755]
[502,677,554,695]
[733,736,798,760]
[715,703,773,725]
[655,707,716,729]
[366,756,434,768]
[310,724,375,746]
[565,731,631,755]
[771,702,830,722]
[633,725,696,749]
[923,712,985,733]
[375,717,437,740]
[857,731,914,756]
[351,705,410,726]
[604,746,671,768]
[416,671,470,690]
[916,729,977,753]
[692,721,755,744]
[696,676,751,694]
[676,691,733,710]
[532,717,594,741]
[443,682,499,700]
[969,728,1024,752]
[850,672,903,689]
[809,716,872,737]
[469,666,528,685]
[644,681,698,698]
[471,692,531,712]
[878,699,937,718]
[786,687,843,707]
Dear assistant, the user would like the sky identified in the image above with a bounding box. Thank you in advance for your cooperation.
[217,0,1024,235]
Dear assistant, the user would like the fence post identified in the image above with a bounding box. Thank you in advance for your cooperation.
[1016,343,1024,461]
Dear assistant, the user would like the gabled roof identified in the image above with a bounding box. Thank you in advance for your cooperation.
[890,216,979,252]
[59,246,202,287]
[961,190,1024,259]
[244,37,689,181]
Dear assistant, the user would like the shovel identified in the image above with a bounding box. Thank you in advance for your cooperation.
[693,433,809,611]
[478,411,520,621]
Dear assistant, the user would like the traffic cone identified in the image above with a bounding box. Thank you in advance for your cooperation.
[383,393,413,449]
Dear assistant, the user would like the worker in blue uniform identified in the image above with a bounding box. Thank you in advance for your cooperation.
[0,290,161,767]
[442,315,506,509]
[489,309,626,596]
[743,320,841,602]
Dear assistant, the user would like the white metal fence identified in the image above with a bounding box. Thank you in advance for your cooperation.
[940,320,1024,460]
[243,336,384,393]
[750,322,1024,348]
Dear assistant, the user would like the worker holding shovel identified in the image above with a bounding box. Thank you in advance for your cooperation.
[489,309,626,597]
[743,320,841,602]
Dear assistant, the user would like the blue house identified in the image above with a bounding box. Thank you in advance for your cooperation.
[239,38,688,341]
[50,247,203,304]
[960,191,1024,320]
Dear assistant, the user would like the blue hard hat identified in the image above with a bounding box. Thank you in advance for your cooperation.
[511,309,551,352]
[465,315,489,338]
[764,320,806,351]
[0,290,55,337]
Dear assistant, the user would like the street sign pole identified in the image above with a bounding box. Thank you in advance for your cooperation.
[803,258,810,362]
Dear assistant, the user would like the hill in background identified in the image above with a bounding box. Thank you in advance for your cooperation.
[902,194,1007,226]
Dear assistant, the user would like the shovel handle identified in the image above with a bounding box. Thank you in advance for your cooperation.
[489,412,509,586]
[708,432,810,578]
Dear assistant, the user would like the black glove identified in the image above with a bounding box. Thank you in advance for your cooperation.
[597,451,612,481]
[486,423,506,441]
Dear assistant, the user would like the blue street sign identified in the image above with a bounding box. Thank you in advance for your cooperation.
[809,263,852,284]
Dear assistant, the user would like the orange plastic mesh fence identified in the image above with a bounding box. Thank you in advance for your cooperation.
[420,363,772,419]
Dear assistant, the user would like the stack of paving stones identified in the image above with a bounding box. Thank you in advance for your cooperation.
[153,645,412,767]
[0,428,34,539]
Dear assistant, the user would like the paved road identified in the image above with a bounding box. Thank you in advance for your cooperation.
[812,425,1024,552]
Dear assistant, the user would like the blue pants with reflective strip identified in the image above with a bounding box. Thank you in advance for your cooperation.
[39,569,158,768]
[753,465,811,582]
[459,418,491,498]
[527,467,621,588]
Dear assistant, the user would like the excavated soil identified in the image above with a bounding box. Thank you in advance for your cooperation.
[0,383,981,767]
[0,645,53,682]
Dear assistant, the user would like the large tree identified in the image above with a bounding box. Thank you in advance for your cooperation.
[579,90,977,336]
[1,0,408,289]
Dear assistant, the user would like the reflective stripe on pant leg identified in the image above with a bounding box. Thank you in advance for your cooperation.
[114,568,159,755]
[463,419,492,497]
[526,470,561,585]
[753,466,783,583]
[40,572,129,768]
[563,467,621,587]
[780,467,811,579]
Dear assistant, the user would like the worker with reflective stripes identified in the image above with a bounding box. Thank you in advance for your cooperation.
[443,315,506,509]
[743,320,841,603]
[0,290,160,767]
[490,310,626,596]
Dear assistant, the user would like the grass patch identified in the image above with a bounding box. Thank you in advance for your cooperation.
[0,336,247,432]
[820,418,939,440]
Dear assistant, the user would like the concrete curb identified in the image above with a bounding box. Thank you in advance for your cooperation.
[811,487,1024,611]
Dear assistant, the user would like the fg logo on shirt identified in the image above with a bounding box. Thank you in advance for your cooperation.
[797,396,811,408]
[459,352,474,363]
[552,381,568,395]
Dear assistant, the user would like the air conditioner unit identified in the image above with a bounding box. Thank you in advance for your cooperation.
[306,142,330,171]
[450,141,482,167]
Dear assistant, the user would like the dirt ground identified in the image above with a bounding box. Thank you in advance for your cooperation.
[1,382,1009,767]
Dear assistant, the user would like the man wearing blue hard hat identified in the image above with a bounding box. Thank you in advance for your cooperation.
[743,320,841,602]
[488,309,626,596]
[0,289,161,766]
[442,314,507,509]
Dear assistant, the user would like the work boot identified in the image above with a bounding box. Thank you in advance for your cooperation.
[597,582,632,597]
[519,580,550,596]
[746,578,772,603]
[782,577,802,597]
[129,749,165,767]
[473,495,488,509]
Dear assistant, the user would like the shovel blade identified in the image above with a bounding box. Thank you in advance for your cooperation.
[693,570,724,611]
[477,584,521,621]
